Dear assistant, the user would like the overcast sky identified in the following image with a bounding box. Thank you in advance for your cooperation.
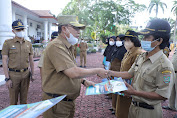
[13,0,175,27]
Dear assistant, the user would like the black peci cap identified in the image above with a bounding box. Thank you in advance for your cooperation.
[51,31,58,39]
[117,34,125,41]
[122,30,138,39]
[12,20,25,30]
[138,19,171,35]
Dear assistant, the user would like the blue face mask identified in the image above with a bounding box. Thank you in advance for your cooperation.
[141,40,157,52]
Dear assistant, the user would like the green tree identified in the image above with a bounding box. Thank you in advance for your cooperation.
[60,0,146,42]
[171,1,177,42]
[148,0,167,17]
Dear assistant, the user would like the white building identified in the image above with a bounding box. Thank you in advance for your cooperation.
[0,0,58,51]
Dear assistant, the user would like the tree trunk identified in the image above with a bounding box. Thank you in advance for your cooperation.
[174,15,177,43]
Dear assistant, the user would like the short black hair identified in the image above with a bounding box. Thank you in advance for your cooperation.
[129,37,141,47]
[151,33,170,49]
[58,24,68,34]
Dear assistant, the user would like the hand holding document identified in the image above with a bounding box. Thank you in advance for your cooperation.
[85,77,127,95]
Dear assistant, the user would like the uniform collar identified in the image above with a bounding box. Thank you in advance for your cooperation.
[148,50,163,63]
[58,35,71,49]
[129,47,139,54]
[14,36,25,42]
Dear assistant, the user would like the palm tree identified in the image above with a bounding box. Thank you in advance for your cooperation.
[171,1,177,42]
[148,0,167,17]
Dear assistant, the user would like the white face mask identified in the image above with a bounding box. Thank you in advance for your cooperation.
[109,41,115,46]
[15,31,25,38]
[64,28,78,45]
[116,41,123,47]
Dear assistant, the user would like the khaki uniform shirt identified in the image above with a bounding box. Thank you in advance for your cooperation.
[38,50,45,68]
[120,47,142,71]
[2,37,33,69]
[42,35,81,100]
[79,42,87,51]
[171,48,177,72]
[128,50,174,105]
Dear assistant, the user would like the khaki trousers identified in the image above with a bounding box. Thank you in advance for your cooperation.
[80,51,86,66]
[9,70,30,105]
[116,95,131,118]
[112,94,117,111]
[128,102,162,118]
[169,73,177,110]
[43,93,75,118]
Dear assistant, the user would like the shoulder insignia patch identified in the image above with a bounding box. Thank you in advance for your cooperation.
[163,75,170,83]
[162,70,171,74]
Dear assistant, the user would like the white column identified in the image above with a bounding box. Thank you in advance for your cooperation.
[0,0,15,50]
[48,22,52,40]
[22,15,29,41]
[44,21,48,41]
[12,9,16,22]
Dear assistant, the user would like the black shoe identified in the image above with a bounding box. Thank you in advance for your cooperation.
[109,108,113,111]
[162,106,173,111]
[111,111,115,115]
[80,66,82,67]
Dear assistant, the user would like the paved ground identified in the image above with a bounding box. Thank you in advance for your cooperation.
[0,51,177,118]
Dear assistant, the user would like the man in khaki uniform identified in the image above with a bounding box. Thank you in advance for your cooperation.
[42,15,107,118]
[162,48,177,111]
[2,20,34,105]
[79,39,87,67]
[108,19,174,118]
[38,31,58,79]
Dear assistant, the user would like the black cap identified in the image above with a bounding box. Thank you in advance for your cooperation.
[51,31,58,39]
[122,30,138,39]
[110,36,116,41]
[138,19,171,35]
[117,34,125,41]
[12,20,25,30]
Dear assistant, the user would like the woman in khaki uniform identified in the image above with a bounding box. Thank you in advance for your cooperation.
[116,30,142,118]
[109,35,127,114]
[108,19,174,118]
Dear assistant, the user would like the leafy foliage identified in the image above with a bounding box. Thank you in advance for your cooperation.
[60,0,146,42]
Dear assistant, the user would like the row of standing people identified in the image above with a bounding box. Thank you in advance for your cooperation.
[103,19,177,118]
[103,30,143,118]
[2,17,177,118]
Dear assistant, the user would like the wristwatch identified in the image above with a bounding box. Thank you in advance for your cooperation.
[5,78,10,82]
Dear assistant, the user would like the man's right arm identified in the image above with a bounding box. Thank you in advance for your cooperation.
[2,55,9,78]
[63,66,107,79]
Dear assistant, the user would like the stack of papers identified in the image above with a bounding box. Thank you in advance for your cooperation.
[0,75,5,86]
[86,77,127,95]
[0,95,66,118]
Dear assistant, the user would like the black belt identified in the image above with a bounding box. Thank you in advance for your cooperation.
[45,92,73,101]
[132,101,154,110]
[9,68,28,72]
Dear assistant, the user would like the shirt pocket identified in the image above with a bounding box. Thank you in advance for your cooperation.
[142,70,156,88]
[25,48,30,62]
[9,49,18,59]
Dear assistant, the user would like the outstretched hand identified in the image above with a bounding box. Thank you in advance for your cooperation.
[84,80,96,87]
[97,68,108,78]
